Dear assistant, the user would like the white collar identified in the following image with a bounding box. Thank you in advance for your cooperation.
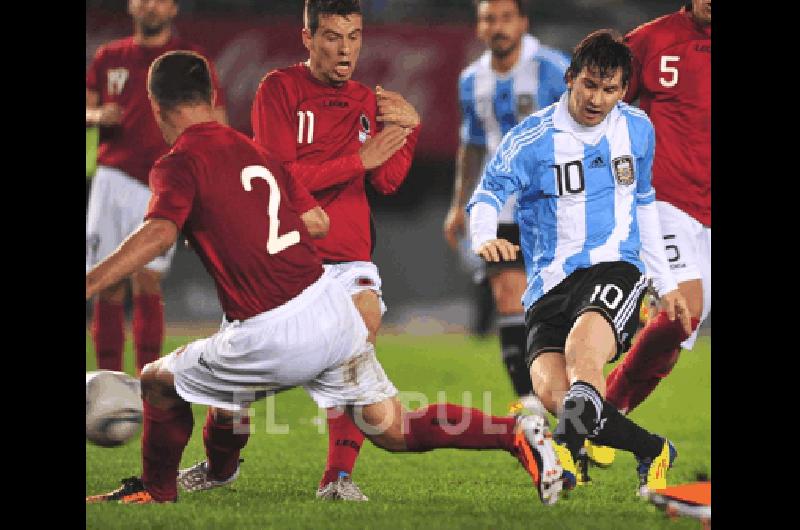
[479,34,540,79]
[552,91,621,145]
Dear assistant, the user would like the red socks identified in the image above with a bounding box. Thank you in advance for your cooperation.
[91,299,124,372]
[403,404,517,452]
[203,409,250,481]
[141,400,194,502]
[133,294,164,372]
[606,311,700,413]
[320,408,365,487]
[91,295,164,373]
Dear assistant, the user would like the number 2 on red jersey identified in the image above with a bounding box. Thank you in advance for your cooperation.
[240,165,300,254]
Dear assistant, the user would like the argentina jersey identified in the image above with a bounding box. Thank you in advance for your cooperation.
[467,92,657,310]
[459,34,569,223]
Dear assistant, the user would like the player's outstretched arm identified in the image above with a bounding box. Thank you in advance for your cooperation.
[86,219,178,300]
[444,143,485,250]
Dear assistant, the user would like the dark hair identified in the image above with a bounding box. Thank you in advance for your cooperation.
[147,51,213,111]
[566,29,632,86]
[472,0,529,17]
[304,0,361,35]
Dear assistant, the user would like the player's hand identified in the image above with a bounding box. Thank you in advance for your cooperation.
[659,289,692,336]
[86,103,122,126]
[375,85,420,129]
[358,124,410,170]
[476,238,519,263]
[443,205,465,250]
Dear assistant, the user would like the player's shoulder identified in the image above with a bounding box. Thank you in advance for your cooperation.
[532,43,570,72]
[616,102,654,149]
[92,37,135,59]
[458,57,487,99]
[459,53,486,81]
[626,10,684,46]
[501,104,558,147]
[617,101,653,127]
[256,63,307,95]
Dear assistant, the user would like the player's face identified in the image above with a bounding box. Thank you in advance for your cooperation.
[476,0,528,59]
[566,66,627,127]
[129,0,178,37]
[303,14,363,87]
[692,0,711,24]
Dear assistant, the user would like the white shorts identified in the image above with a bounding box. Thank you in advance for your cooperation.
[657,201,711,350]
[163,270,398,411]
[323,261,387,315]
[86,165,176,274]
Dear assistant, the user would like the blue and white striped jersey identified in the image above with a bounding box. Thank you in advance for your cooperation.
[467,92,657,310]
[459,34,569,222]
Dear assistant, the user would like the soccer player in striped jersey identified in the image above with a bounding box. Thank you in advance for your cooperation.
[468,30,692,495]
[443,0,569,419]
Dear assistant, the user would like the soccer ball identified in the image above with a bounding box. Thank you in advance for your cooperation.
[86,370,143,447]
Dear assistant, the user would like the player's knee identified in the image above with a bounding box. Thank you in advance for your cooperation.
[140,359,175,405]
[132,269,162,296]
[367,429,406,452]
[98,281,127,303]
[139,362,160,401]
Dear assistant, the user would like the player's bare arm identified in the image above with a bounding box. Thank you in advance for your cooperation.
[358,125,410,170]
[86,219,178,300]
[300,206,330,238]
[86,89,122,126]
[444,143,486,250]
[476,238,520,263]
[375,85,420,129]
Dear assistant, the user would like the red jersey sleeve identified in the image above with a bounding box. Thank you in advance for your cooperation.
[369,123,420,195]
[270,157,319,214]
[86,45,104,93]
[145,152,197,230]
[251,72,364,193]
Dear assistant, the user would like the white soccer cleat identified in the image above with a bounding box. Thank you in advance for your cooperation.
[177,459,242,492]
[316,472,369,501]
[513,414,564,506]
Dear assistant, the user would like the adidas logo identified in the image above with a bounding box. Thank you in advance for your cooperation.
[589,156,606,168]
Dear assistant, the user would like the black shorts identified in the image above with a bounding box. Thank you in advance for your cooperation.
[486,223,525,276]
[524,261,648,367]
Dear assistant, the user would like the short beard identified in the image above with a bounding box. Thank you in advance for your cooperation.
[491,40,519,60]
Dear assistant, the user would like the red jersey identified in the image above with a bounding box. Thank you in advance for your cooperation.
[145,121,322,320]
[251,63,419,262]
[624,7,711,226]
[87,36,224,187]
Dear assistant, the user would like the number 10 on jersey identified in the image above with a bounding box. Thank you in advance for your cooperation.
[297,110,314,144]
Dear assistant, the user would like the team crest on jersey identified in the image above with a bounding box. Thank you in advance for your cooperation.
[612,156,635,186]
[358,112,372,143]
[516,94,534,118]
[107,68,129,96]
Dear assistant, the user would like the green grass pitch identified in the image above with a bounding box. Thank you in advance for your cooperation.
[86,332,710,529]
